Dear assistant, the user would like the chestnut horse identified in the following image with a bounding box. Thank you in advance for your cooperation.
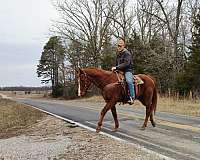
[77,67,157,132]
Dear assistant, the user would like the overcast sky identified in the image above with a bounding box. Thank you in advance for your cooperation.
[0,0,59,87]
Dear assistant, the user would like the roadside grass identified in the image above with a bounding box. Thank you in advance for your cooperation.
[0,98,45,139]
[155,96,200,117]
[78,95,200,117]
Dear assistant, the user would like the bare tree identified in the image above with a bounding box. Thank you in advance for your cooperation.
[107,0,135,40]
[53,0,120,67]
[186,0,200,46]
[153,0,184,72]
[136,0,164,43]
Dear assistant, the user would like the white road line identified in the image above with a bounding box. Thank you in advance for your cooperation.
[25,103,175,160]
[86,121,175,160]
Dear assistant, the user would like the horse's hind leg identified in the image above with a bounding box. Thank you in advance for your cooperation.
[111,106,119,132]
[141,106,151,129]
[142,104,155,129]
[150,113,156,127]
[96,100,116,133]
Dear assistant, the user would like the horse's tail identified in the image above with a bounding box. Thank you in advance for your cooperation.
[147,75,157,115]
[152,85,157,115]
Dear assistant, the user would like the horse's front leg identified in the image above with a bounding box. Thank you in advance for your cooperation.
[96,100,115,133]
[111,106,119,132]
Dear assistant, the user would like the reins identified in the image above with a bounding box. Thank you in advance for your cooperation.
[82,69,103,90]
[114,70,121,82]
[114,70,126,94]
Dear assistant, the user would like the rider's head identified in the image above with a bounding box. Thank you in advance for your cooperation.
[117,38,126,52]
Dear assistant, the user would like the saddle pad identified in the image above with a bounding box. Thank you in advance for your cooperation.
[134,75,144,85]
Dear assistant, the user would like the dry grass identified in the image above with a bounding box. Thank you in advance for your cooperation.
[78,95,104,103]
[0,91,49,99]
[0,98,45,139]
[155,96,200,117]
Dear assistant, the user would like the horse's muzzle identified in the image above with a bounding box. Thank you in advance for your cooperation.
[79,91,86,97]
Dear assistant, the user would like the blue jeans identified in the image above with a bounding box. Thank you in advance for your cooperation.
[125,72,135,99]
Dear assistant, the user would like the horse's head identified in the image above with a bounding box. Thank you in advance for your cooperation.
[77,68,92,97]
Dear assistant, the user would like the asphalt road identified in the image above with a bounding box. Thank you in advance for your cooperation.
[16,98,200,160]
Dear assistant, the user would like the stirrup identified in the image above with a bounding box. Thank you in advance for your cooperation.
[127,97,134,105]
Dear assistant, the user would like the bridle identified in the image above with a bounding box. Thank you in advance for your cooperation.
[78,70,91,96]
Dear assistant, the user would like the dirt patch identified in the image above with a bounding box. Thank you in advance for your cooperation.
[0,98,45,139]
[0,116,161,160]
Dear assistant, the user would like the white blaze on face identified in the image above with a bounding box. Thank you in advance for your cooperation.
[78,76,81,96]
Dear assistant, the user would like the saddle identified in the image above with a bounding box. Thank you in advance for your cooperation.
[117,74,144,99]
[133,75,144,98]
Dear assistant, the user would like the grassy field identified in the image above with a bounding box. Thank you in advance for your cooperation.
[0,90,48,99]
[0,98,45,139]
[153,96,200,117]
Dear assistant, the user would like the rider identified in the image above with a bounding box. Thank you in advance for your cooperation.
[111,38,135,104]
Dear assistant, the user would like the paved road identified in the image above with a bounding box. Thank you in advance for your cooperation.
[16,98,200,160]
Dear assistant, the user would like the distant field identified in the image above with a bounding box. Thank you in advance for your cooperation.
[0,98,45,139]
[0,90,50,99]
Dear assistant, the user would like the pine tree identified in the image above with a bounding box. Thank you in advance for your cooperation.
[127,31,147,74]
[187,9,200,94]
[100,35,116,70]
[177,9,200,97]
[37,36,65,97]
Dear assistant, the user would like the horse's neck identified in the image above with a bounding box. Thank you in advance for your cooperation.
[86,69,116,89]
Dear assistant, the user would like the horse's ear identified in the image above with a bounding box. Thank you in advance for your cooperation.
[75,68,80,75]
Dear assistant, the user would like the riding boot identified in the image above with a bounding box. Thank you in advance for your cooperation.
[127,97,134,105]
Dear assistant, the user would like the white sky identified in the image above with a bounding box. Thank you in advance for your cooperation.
[0,0,59,87]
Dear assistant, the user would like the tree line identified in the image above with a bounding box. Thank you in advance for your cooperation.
[37,0,200,99]
[0,86,51,91]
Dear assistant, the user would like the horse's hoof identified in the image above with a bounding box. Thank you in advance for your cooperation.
[152,123,156,127]
[96,127,101,133]
[96,130,100,133]
[112,127,118,132]
[140,126,146,130]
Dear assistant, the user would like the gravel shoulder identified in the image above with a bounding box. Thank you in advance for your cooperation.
[0,92,163,160]
[0,114,161,160]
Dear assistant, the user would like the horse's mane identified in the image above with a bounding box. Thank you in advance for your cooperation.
[83,67,113,76]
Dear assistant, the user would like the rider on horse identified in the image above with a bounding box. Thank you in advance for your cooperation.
[111,38,135,104]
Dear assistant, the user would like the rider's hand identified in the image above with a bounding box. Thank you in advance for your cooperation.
[111,67,116,71]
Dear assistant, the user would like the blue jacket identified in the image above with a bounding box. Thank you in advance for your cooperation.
[115,48,133,72]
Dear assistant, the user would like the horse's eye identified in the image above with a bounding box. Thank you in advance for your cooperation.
[80,75,85,80]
